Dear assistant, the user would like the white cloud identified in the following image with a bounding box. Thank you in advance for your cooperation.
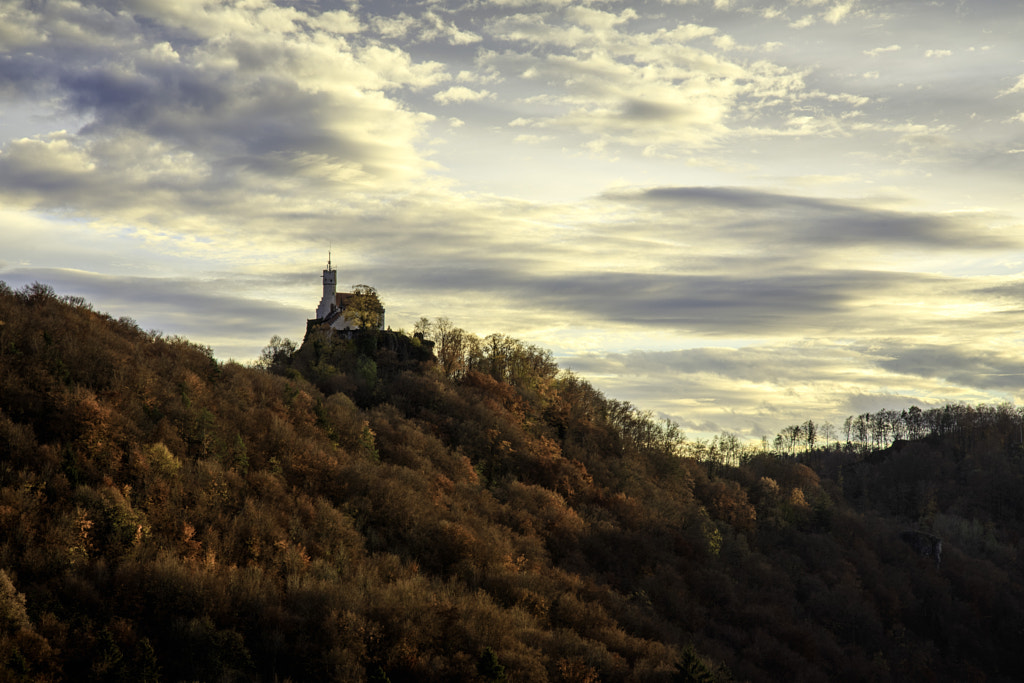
[314,10,361,34]
[925,49,952,58]
[0,4,44,48]
[823,1,854,24]
[514,133,555,144]
[486,12,591,48]
[998,75,1024,97]
[480,9,841,154]
[0,0,457,242]
[371,13,418,39]
[484,0,575,6]
[418,11,483,46]
[865,44,901,57]
[370,10,481,45]
[358,45,450,90]
[0,132,97,182]
[433,86,495,104]
[457,64,502,84]
[564,6,637,32]
[713,34,736,50]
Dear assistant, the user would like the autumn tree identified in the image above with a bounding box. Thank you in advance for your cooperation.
[432,317,475,380]
[256,335,297,371]
[345,284,385,330]
[8,284,1024,682]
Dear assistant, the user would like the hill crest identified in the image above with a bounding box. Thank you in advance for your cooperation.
[1,281,1022,682]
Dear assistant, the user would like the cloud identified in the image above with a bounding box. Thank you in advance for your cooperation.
[313,10,362,34]
[556,340,956,438]
[566,345,853,388]
[480,12,792,152]
[0,3,45,50]
[998,75,1024,97]
[925,49,953,58]
[0,267,306,360]
[873,343,1024,391]
[823,2,854,24]
[371,13,419,39]
[557,331,1024,439]
[414,11,483,45]
[514,133,555,144]
[0,0,451,234]
[515,270,901,335]
[865,44,901,57]
[433,86,495,104]
[376,258,975,344]
[606,186,1014,250]
[479,6,881,154]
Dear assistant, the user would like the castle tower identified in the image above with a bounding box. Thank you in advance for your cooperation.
[315,252,337,320]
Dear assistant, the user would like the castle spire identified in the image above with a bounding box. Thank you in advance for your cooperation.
[316,251,338,320]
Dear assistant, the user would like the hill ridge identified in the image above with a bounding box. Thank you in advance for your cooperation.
[1,281,1022,682]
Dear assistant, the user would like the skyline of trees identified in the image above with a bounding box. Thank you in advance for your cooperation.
[415,316,1022,465]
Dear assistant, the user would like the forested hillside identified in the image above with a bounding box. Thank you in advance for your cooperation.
[1,282,1023,682]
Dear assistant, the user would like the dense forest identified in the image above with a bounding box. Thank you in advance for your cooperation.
[1,281,1023,682]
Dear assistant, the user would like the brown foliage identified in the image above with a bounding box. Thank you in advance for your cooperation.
[2,284,1024,682]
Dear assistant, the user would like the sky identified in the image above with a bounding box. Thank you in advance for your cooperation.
[3,0,1024,441]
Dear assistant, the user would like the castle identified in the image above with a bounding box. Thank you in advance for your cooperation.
[310,254,385,332]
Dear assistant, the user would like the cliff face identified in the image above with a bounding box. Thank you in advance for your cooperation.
[1,282,1023,682]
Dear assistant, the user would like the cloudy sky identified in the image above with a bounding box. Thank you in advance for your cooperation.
[3,0,1024,441]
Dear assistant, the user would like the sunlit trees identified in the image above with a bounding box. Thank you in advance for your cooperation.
[431,317,473,380]
[256,335,296,371]
[345,284,385,331]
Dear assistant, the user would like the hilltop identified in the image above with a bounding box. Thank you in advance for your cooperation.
[1,282,1023,682]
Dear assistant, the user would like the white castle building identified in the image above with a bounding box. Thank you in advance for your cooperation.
[311,254,385,332]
